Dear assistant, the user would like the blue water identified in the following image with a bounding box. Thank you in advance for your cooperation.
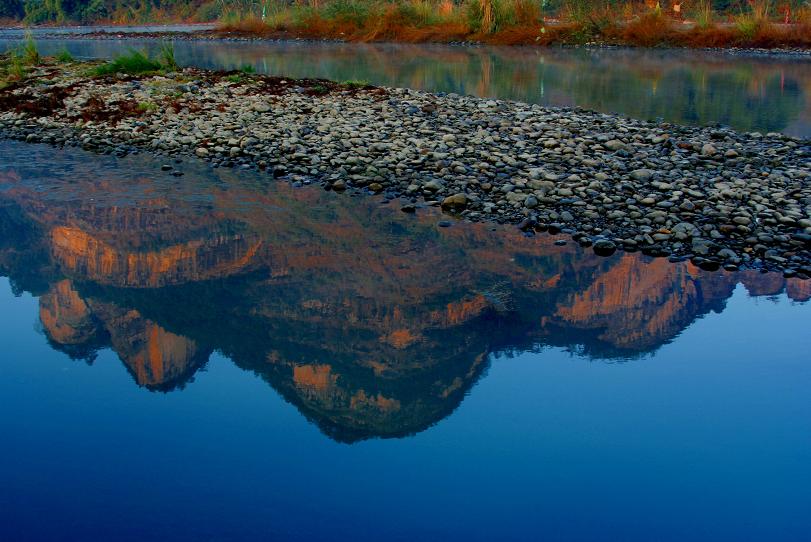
[1,279,810,541]
[0,141,810,541]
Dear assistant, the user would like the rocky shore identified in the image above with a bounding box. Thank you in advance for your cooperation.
[1,59,810,276]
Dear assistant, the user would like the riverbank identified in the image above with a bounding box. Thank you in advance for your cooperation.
[8,24,811,58]
[4,0,811,51]
[211,13,811,51]
[17,27,811,58]
[1,56,810,276]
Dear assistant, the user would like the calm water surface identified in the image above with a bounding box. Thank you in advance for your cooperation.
[0,141,810,541]
[1,36,810,137]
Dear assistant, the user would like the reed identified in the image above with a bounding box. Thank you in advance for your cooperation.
[693,0,714,28]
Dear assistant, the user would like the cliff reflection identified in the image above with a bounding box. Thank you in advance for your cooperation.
[0,144,808,441]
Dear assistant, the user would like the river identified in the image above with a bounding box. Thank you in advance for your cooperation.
[1,33,810,542]
[0,140,809,541]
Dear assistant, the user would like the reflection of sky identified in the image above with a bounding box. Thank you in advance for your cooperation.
[1,38,809,136]
[1,280,809,541]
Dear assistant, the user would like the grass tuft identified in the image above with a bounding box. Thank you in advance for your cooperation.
[1,33,40,85]
[137,101,158,112]
[342,79,370,88]
[158,41,179,71]
[55,49,74,63]
[93,50,163,76]
[22,32,39,65]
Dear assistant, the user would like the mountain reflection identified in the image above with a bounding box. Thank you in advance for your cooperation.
[0,144,808,442]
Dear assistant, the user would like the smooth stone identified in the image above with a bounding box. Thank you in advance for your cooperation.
[593,239,617,257]
[441,193,468,211]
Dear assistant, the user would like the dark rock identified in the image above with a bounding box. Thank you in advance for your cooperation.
[592,239,617,257]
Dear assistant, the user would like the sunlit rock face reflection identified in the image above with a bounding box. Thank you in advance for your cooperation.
[88,301,211,391]
[38,279,209,390]
[544,258,732,351]
[0,143,807,441]
[50,225,262,288]
[39,280,98,349]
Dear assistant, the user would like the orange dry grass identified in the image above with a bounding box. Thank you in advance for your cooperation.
[263,7,471,43]
[294,14,362,39]
[213,6,811,49]
[438,0,454,17]
[480,24,576,46]
[361,5,466,41]
[678,21,811,48]
[218,16,274,35]
[510,0,543,25]
[679,24,739,47]
[611,12,675,47]
[363,21,470,42]
[746,23,811,48]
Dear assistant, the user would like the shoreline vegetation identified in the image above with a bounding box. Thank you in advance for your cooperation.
[1,47,810,277]
[1,1,810,50]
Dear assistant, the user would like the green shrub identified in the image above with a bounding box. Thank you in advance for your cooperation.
[23,0,66,25]
[343,79,369,88]
[194,0,222,22]
[55,48,74,63]
[240,63,255,73]
[392,0,445,27]
[321,0,374,26]
[735,14,762,40]
[137,101,158,112]
[93,49,162,76]
[465,0,540,33]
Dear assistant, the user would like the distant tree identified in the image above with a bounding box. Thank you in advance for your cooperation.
[23,0,67,23]
[0,0,25,18]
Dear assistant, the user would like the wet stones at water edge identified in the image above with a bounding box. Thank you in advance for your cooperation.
[1,60,810,277]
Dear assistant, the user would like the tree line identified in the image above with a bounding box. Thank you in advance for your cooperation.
[1,1,808,25]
